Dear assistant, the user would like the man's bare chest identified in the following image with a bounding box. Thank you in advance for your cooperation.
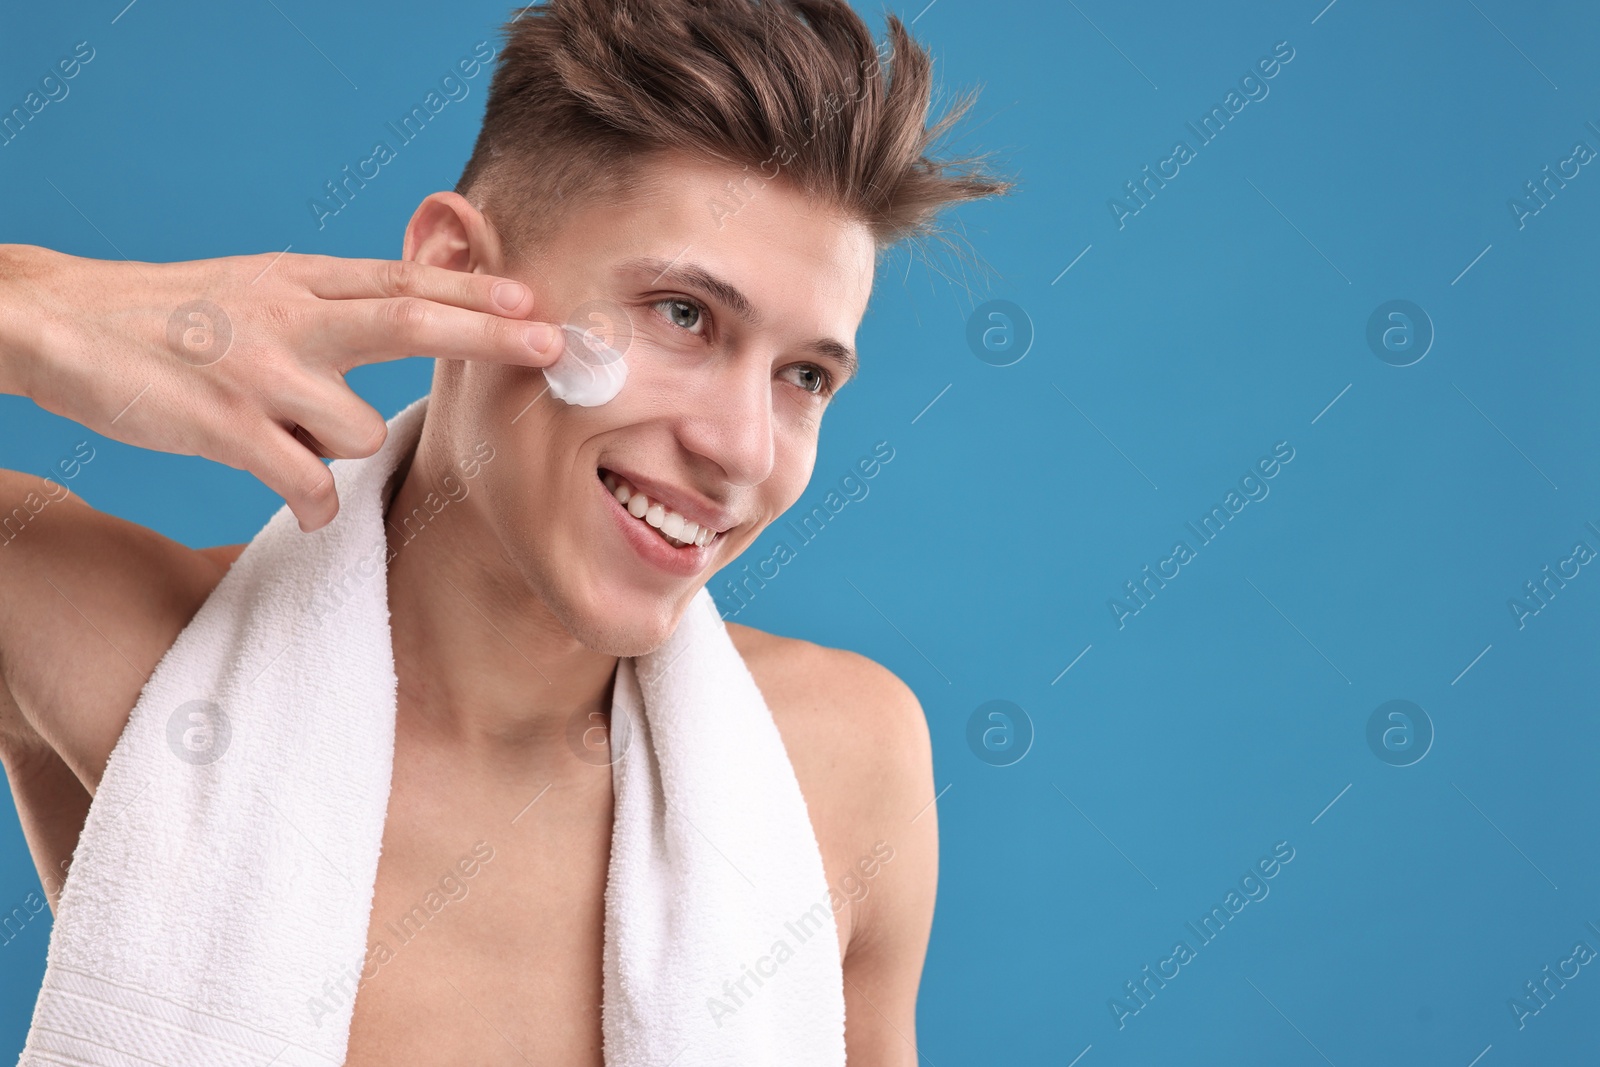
[342,716,614,1066]
[336,672,857,1064]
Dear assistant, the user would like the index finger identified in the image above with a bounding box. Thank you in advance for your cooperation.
[295,254,538,319]
[318,297,567,372]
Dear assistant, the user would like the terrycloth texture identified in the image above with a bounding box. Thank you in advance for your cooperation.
[20,394,845,1066]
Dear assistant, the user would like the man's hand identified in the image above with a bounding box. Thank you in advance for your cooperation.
[0,244,564,531]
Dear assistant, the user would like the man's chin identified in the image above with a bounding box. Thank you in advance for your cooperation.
[560,588,699,659]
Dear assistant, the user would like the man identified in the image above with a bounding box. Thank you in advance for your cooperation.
[0,0,1011,1061]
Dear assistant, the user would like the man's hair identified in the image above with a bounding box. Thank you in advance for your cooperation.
[456,0,1013,265]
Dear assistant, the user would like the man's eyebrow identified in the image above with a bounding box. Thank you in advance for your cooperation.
[618,254,859,385]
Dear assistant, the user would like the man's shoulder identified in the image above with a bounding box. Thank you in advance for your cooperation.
[723,621,933,831]
[725,622,928,761]
[724,621,938,973]
[0,469,236,783]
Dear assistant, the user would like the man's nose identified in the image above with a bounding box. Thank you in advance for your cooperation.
[677,358,774,487]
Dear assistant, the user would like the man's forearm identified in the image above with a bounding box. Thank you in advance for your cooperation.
[0,243,44,400]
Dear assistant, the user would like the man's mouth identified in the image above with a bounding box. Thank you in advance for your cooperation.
[600,470,720,550]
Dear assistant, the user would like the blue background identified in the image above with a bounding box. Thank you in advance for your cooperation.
[3,1,1598,1064]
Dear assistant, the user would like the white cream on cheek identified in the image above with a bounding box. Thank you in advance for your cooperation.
[544,323,630,406]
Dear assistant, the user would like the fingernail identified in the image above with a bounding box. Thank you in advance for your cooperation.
[493,281,529,311]
[524,323,557,353]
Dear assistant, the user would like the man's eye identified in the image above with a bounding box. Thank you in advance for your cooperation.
[653,297,706,335]
[783,363,835,397]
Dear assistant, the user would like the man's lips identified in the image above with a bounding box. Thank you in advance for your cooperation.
[600,469,720,549]
[599,470,721,578]
[598,467,735,545]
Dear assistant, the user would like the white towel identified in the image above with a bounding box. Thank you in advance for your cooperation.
[20,393,846,1066]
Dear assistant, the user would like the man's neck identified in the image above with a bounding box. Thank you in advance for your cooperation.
[381,430,620,769]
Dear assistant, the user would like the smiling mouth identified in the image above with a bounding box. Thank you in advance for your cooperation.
[600,469,719,550]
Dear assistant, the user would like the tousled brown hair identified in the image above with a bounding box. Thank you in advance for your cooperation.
[456,0,1013,266]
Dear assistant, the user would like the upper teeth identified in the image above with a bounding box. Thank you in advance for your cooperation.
[602,471,717,548]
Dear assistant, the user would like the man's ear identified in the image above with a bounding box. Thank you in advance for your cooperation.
[402,191,508,276]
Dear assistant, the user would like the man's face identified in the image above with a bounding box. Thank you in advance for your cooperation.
[437,152,876,656]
